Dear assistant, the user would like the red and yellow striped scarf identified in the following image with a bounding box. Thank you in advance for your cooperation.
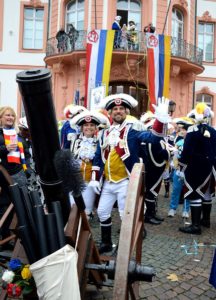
[3,128,27,171]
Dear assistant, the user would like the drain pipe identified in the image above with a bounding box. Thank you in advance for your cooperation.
[45,0,51,67]
[192,0,198,107]
[95,0,97,28]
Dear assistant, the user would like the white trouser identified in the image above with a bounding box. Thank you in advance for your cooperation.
[69,183,96,215]
[97,179,129,222]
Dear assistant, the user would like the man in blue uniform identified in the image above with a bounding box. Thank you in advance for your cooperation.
[143,105,171,225]
[60,104,87,149]
[179,102,216,234]
[89,94,171,253]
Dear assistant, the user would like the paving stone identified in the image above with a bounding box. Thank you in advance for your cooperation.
[176,295,191,300]
[190,286,204,295]
[204,290,216,298]
[184,290,200,299]
[181,282,191,290]
[198,282,212,291]
[173,286,185,294]
[84,188,216,299]
[144,296,159,300]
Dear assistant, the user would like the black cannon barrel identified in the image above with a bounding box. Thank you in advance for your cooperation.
[85,260,156,283]
[16,69,59,184]
[16,69,71,223]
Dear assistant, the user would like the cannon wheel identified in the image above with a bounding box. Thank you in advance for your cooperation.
[113,163,145,300]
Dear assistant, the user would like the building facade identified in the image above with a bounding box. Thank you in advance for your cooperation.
[0,0,48,115]
[45,0,208,122]
[195,0,216,122]
[1,0,215,126]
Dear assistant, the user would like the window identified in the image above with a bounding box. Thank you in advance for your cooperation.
[117,0,141,31]
[0,0,3,50]
[66,0,85,31]
[196,93,213,109]
[198,22,214,62]
[23,7,44,49]
[172,8,184,40]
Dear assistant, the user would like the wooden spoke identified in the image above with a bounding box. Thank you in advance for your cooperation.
[113,163,145,300]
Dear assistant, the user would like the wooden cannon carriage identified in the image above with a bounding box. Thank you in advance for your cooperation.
[0,163,155,300]
[0,68,155,299]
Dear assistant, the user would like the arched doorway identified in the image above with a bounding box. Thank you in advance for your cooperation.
[108,81,148,118]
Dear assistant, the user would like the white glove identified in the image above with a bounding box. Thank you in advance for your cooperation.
[152,97,171,124]
[88,180,101,195]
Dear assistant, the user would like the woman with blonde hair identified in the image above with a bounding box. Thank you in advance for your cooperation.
[0,106,29,185]
[0,106,29,250]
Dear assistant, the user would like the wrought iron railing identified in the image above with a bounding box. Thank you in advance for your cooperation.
[46,31,203,65]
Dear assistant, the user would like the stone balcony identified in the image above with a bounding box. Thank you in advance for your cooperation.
[45,31,204,76]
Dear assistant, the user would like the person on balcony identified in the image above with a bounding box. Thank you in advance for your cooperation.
[144,23,156,34]
[112,16,122,49]
[120,24,128,49]
[56,28,68,53]
[127,20,138,50]
[67,24,79,51]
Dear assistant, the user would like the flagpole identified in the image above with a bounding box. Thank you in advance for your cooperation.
[95,0,97,28]
[162,0,172,35]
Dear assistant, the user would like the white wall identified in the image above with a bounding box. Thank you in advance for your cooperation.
[0,0,48,113]
[0,0,47,65]
[197,0,216,18]
[198,65,216,78]
[152,0,157,29]
[195,0,216,98]
[195,80,216,94]
[0,69,21,109]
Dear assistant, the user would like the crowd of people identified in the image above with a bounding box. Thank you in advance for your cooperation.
[112,16,140,50]
[55,17,156,54]
[0,94,215,253]
[112,16,156,50]
[57,94,216,252]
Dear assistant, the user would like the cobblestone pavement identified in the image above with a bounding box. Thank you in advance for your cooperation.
[86,186,216,299]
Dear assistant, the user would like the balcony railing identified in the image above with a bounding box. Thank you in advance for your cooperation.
[46,30,203,65]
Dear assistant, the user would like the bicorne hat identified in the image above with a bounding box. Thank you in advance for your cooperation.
[101,93,138,110]
[63,105,87,119]
[70,110,109,127]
